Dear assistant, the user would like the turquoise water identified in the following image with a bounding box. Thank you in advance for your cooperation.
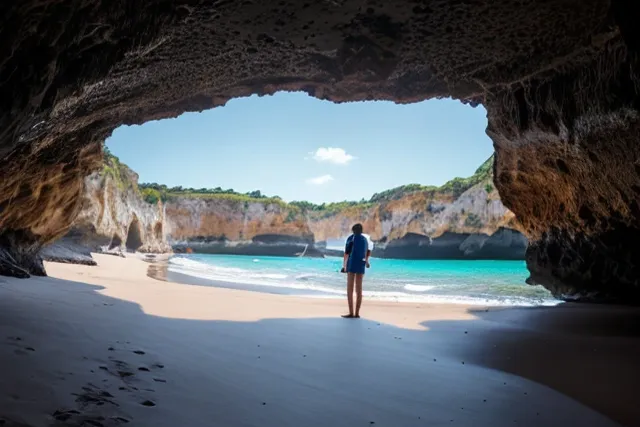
[168,254,558,306]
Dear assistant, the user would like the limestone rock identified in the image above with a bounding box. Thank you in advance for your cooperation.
[41,153,170,264]
[164,159,525,260]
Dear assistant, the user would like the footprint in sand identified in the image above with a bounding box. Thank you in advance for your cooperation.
[13,347,34,356]
[101,359,136,380]
[73,384,118,407]
[100,353,167,391]
[7,337,35,355]
[52,408,131,426]
[52,409,80,422]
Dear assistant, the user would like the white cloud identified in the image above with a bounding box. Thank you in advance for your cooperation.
[307,174,334,185]
[311,147,355,165]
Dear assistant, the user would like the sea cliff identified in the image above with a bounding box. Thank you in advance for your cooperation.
[158,156,527,259]
[47,154,526,262]
[41,151,171,264]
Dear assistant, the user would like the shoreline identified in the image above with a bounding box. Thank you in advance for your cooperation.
[0,254,635,426]
[151,253,559,307]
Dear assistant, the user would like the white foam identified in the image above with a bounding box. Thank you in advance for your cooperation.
[403,284,435,292]
[169,256,346,295]
[168,256,560,307]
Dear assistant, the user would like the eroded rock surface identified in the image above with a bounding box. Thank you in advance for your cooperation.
[0,1,639,300]
[41,152,170,264]
[164,159,524,260]
[167,196,318,257]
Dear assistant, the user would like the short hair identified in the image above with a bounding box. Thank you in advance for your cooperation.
[352,223,363,235]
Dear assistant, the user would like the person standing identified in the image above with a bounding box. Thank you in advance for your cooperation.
[341,223,372,318]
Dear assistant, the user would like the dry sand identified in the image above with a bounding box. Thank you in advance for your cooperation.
[0,254,637,426]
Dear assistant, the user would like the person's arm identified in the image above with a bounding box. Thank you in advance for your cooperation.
[342,253,349,272]
[365,234,373,268]
[342,235,353,272]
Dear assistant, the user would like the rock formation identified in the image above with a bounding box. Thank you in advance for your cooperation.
[378,228,527,260]
[161,156,526,260]
[166,195,321,257]
[0,1,639,301]
[41,151,170,264]
[307,158,526,259]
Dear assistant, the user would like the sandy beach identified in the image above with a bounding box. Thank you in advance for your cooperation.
[0,254,637,426]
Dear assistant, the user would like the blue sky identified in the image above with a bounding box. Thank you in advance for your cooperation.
[106,92,492,203]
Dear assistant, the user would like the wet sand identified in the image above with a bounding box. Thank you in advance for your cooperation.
[0,254,637,426]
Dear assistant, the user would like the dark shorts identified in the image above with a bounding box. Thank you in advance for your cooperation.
[347,261,366,275]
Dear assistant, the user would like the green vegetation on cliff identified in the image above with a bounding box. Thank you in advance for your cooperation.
[134,154,495,211]
[138,183,289,208]
[290,155,495,213]
[437,155,493,198]
[102,146,137,191]
[369,155,494,202]
[289,199,373,214]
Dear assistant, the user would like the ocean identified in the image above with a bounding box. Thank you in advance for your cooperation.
[165,254,559,307]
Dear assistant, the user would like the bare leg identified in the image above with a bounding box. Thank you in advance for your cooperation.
[342,273,355,318]
[355,273,363,318]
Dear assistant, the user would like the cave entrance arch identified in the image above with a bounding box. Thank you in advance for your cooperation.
[108,234,123,250]
[0,2,638,302]
[125,217,144,252]
[154,222,163,241]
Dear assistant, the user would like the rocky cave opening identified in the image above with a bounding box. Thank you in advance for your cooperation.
[125,218,144,252]
[154,222,163,241]
[108,234,122,251]
[0,1,639,303]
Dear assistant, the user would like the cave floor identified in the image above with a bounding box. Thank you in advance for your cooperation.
[0,254,637,427]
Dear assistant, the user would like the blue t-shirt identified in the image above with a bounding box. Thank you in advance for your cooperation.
[345,234,369,273]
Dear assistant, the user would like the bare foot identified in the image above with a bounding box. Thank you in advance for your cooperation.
[354,314,361,318]
[341,314,354,318]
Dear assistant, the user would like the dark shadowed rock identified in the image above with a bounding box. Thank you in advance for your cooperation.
[0,1,638,301]
[376,231,526,260]
[40,239,97,266]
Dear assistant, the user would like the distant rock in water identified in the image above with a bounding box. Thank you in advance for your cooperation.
[461,228,528,260]
[375,228,526,260]
[173,234,324,258]
[376,232,470,259]
[314,241,345,258]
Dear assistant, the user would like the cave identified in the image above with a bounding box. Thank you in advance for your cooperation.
[0,1,639,304]
[154,222,163,241]
[125,218,144,252]
[108,234,123,251]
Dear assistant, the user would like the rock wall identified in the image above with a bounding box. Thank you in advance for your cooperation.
[309,180,516,240]
[377,228,527,260]
[487,33,640,302]
[1,1,639,301]
[309,175,525,260]
[41,152,170,264]
[163,159,526,260]
[166,196,319,257]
